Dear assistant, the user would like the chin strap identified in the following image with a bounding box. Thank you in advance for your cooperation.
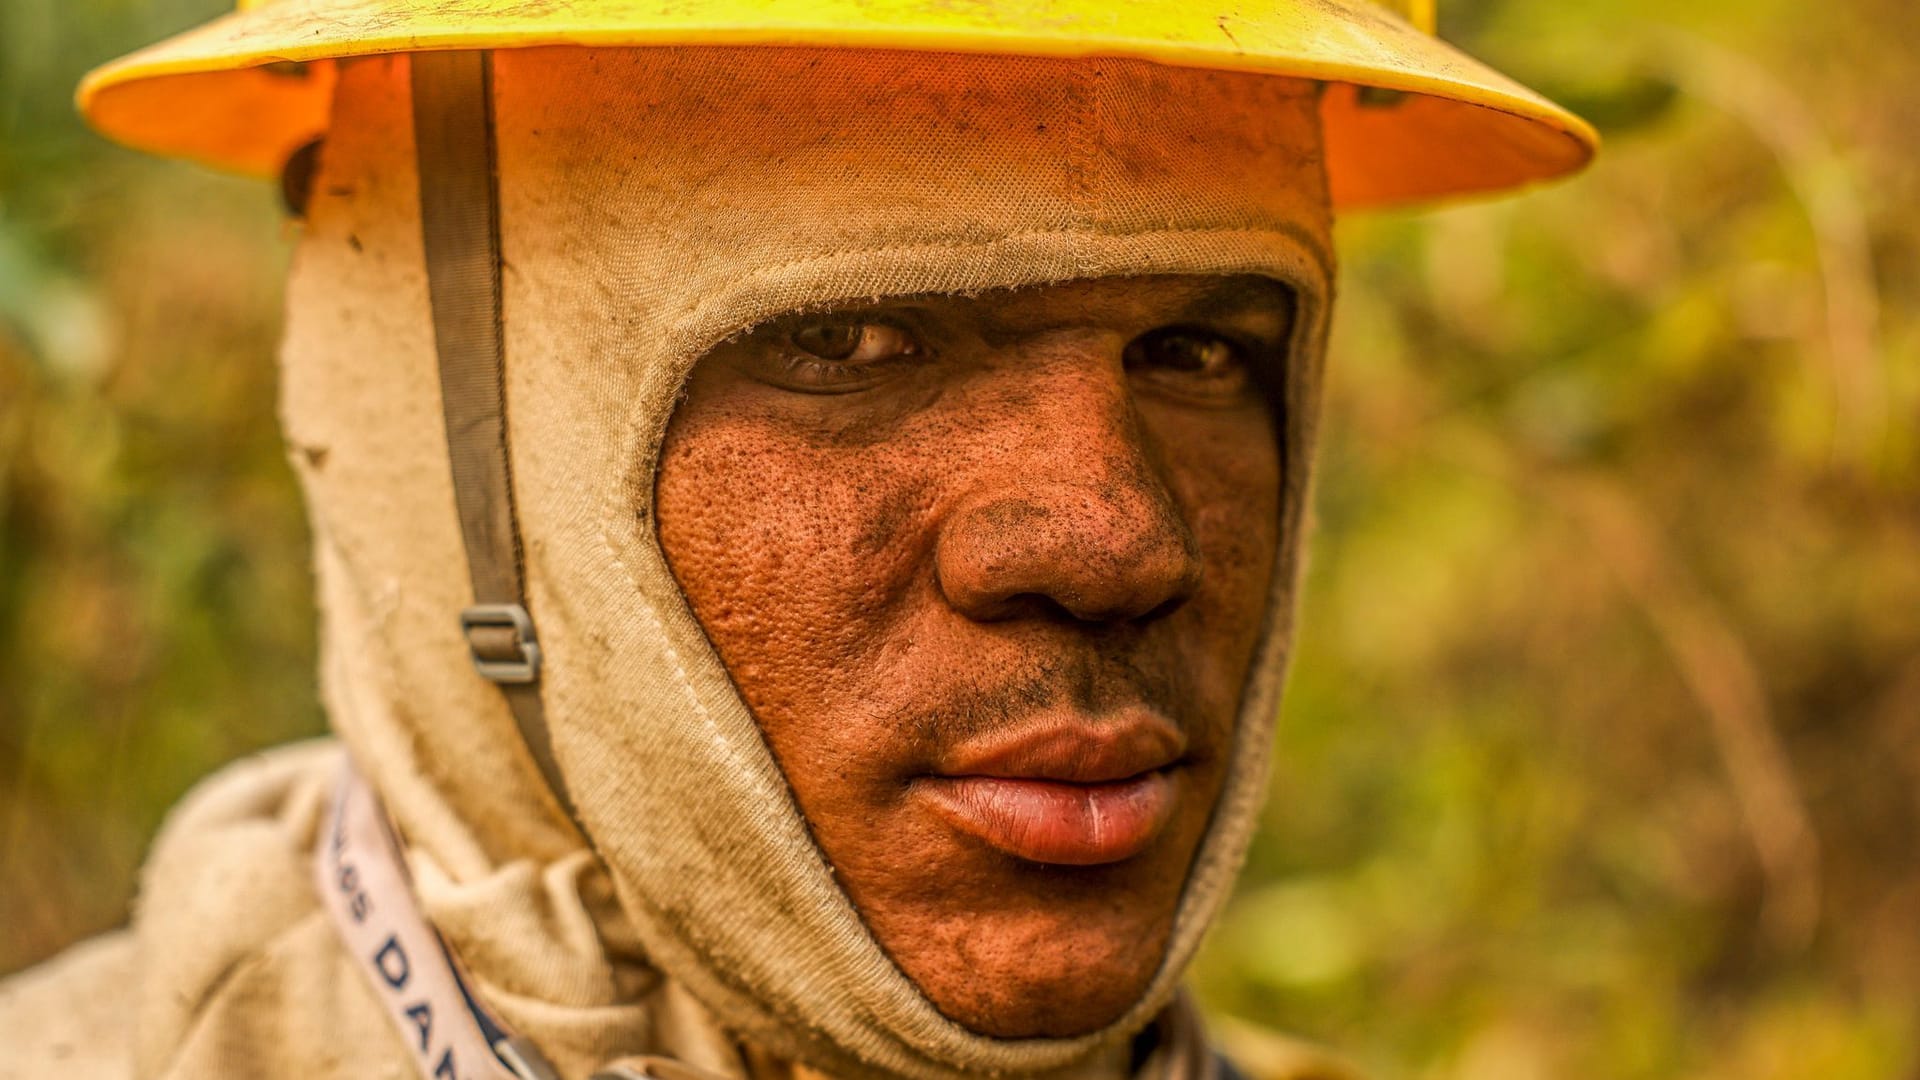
[409,49,575,821]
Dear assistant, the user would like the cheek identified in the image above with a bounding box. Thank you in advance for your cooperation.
[653,399,934,776]
[1151,403,1283,710]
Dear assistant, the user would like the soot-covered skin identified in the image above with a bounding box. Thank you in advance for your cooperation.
[654,275,1289,1039]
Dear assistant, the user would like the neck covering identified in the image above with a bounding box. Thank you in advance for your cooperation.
[135,45,1334,1080]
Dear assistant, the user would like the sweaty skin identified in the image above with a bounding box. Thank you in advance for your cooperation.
[655,275,1288,1039]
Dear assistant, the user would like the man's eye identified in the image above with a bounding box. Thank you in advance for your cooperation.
[790,322,919,364]
[1124,328,1253,399]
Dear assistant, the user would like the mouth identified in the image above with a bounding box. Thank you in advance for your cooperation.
[914,708,1185,867]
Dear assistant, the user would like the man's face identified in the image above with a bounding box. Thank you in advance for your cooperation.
[655,275,1288,1039]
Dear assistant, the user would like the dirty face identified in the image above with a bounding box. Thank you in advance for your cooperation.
[655,275,1288,1039]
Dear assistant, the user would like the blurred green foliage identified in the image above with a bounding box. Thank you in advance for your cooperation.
[1,0,319,975]
[2,1,1917,1078]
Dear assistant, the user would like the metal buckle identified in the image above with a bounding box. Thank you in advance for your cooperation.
[459,603,541,685]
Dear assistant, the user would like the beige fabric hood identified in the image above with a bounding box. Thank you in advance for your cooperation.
[259,45,1335,1080]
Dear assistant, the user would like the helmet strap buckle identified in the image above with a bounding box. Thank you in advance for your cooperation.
[460,603,541,685]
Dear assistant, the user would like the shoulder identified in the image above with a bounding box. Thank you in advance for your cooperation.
[0,931,138,1080]
[2,740,349,1080]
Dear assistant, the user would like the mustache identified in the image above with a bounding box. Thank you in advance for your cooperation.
[898,645,1192,747]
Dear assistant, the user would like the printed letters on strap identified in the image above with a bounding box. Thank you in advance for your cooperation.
[317,761,562,1080]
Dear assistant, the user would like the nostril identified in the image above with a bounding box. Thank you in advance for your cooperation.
[1137,593,1190,625]
[1137,549,1203,624]
[999,590,1089,624]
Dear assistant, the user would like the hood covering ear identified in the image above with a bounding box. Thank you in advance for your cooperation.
[277,46,1333,1080]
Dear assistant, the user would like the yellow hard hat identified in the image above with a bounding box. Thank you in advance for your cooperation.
[77,0,1596,208]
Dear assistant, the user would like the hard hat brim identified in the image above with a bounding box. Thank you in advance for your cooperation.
[76,0,1598,208]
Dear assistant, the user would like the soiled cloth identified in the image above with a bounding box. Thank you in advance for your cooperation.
[0,45,1338,1080]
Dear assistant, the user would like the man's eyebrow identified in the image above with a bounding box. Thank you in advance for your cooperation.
[1182,277,1297,328]
[961,277,1300,342]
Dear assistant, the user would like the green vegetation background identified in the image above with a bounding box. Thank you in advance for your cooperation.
[2,1,1916,1076]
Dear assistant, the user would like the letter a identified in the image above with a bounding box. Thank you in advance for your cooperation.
[405,1001,433,1052]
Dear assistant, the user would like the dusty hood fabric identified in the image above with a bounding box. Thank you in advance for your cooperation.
[47,45,1338,1080]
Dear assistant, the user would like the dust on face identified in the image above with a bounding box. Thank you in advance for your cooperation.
[655,274,1290,1038]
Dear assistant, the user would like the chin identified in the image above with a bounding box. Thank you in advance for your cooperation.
[901,905,1175,1039]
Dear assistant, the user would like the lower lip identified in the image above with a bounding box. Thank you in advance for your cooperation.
[916,772,1177,866]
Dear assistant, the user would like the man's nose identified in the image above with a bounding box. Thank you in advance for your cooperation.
[934,365,1204,625]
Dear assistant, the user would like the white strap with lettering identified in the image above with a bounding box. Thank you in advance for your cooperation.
[316,762,560,1080]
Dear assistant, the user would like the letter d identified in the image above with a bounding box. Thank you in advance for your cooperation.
[374,935,410,990]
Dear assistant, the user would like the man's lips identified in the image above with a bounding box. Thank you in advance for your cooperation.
[914,709,1185,866]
